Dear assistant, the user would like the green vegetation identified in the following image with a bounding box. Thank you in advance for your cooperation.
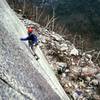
[56,0,100,38]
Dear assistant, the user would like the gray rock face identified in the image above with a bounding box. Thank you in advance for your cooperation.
[0,0,67,100]
[0,26,60,100]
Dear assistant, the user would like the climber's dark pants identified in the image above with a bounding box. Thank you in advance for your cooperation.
[28,40,38,49]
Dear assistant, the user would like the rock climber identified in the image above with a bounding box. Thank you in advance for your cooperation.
[20,27,39,60]
[21,27,38,50]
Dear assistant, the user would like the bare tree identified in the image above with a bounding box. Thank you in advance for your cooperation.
[52,7,55,31]
[37,8,45,22]
[35,6,38,22]
[22,0,26,15]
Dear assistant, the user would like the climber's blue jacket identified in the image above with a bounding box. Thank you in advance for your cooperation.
[20,34,38,44]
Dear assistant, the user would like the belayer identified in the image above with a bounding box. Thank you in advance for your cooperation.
[20,27,39,60]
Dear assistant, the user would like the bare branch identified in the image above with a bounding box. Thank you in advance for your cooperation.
[95,51,100,62]
[37,8,45,22]
[45,17,57,28]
